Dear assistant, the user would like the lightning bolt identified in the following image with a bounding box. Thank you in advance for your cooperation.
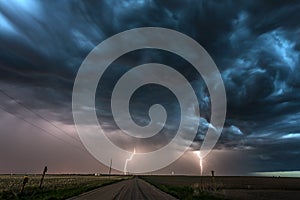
[124,148,136,175]
[194,151,203,176]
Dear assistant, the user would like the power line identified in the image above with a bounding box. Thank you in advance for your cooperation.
[0,88,80,143]
[0,105,87,154]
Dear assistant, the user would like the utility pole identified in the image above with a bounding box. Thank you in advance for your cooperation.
[211,170,216,191]
[108,159,112,176]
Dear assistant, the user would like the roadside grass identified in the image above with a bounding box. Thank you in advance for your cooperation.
[0,175,128,200]
[141,176,227,200]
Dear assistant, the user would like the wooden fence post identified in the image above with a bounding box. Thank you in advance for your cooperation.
[20,175,29,193]
[39,166,47,189]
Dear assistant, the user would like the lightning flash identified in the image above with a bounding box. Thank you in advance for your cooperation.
[124,148,136,175]
[194,150,203,176]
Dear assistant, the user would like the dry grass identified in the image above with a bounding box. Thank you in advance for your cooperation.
[0,174,127,200]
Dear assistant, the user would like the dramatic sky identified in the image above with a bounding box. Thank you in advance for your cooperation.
[1,0,300,175]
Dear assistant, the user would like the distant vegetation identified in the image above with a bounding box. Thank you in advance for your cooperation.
[0,174,127,200]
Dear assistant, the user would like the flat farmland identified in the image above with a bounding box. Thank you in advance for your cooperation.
[141,175,300,200]
[1,175,300,200]
[0,174,127,200]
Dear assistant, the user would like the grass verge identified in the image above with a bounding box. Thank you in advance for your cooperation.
[140,176,227,200]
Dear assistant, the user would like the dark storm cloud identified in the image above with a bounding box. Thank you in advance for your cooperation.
[1,0,300,172]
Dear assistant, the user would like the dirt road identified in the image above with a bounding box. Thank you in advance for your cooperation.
[68,177,177,200]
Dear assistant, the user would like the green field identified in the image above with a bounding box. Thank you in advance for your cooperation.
[141,175,300,200]
[0,174,128,200]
